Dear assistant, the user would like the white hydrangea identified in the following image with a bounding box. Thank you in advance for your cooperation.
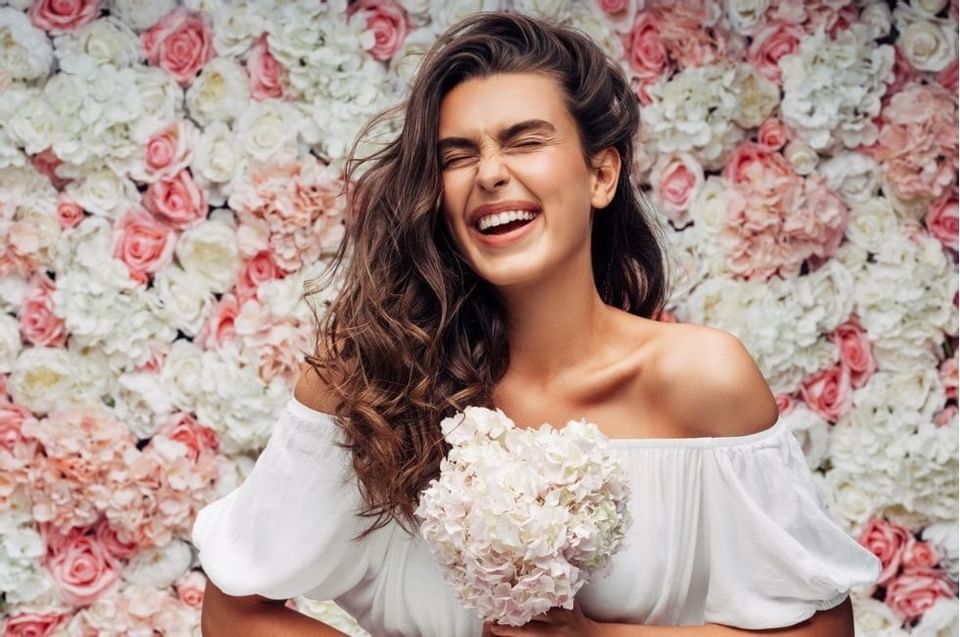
[110,0,177,31]
[779,23,894,151]
[3,86,59,156]
[416,406,632,627]
[113,370,176,440]
[817,152,881,208]
[641,64,744,171]
[122,539,193,589]
[154,264,216,337]
[210,1,269,57]
[160,340,206,413]
[426,0,505,32]
[0,504,51,606]
[0,8,53,81]
[53,16,142,76]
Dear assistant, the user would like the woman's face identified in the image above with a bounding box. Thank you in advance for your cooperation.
[437,72,619,289]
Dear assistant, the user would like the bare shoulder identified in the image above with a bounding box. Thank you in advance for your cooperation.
[293,361,340,414]
[649,322,780,438]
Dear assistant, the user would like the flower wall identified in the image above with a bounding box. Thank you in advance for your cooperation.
[0,0,957,635]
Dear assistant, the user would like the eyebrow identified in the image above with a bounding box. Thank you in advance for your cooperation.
[437,119,557,153]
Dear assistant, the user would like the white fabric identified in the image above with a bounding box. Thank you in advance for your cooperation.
[192,396,882,636]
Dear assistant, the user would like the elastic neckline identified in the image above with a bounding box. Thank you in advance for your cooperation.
[287,396,787,450]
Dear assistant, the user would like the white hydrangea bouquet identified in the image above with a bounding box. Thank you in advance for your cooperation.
[414,405,632,627]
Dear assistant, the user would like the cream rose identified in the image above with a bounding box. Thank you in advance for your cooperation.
[65,167,141,219]
[235,99,301,162]
[7,347,83,414]
[185,57,251,126]
[175,213,241,293]
[0,8,54,81]
[190,121,246,199]
[783,141,818,176]
[894,4,958,72]
[159,340,204,411]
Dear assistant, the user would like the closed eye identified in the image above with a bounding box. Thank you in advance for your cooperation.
[440,140,543,169]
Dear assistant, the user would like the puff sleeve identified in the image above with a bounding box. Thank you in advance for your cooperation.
[700,419,882,629]
[191,398,374,601]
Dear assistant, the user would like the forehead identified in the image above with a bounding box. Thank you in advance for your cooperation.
[437,73,569,138]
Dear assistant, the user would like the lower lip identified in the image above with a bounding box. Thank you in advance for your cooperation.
[470,212,542,247]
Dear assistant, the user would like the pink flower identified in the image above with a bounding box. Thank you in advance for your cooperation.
[346,0,412,62]
[247,34,285,100]
[939,354,958,401]
[832,318,876,390]
[858,517,912,586]
[236,251,282,304]
[197,294,239,350]
[140,121,196,183]
[934,405,957,428]
[18,273,67,348]
[596,0,629,13]
[925,189,958,252]
[1,612,68,636]
[28,0,100,34]
[885,566,959,623]
[622,11,669,78]
[0,400,33,452]
[57,197,84,229]
[93,518,138,565]
[142,7,214,87]
[756,118,787,152]
[30,148,69,189]
[175,570,208,608]
[799,363,852,423]
[44,528,121,606]
[157,412,219,462]
[936,56,958,94]
[746,21,805,85]
[142,170,208,230]
[111,209,177,276]
[902,536,941,572]
[650,152,702,224]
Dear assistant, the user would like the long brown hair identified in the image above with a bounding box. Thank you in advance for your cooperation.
[304,11,671,539]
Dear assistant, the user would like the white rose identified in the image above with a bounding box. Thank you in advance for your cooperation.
[7,347,85,415]
[793,259,855,333]
[185,57,250,127]
[123,540,193,589]
[387,27,436,89]
[911,0,950,17]
[816,469,876,530]
[0,276,27,314]
[893,5,958,72]
[154,265,215,336]
[175,215,241,293]
[783,141,818,175]
[859,2,893,39]
[725,0,771,35]
[845,197,900,254]
[0,8,53,81]
[235,99,301,163]
[850,594,907,636]
[210,3,265,57]
[0,314,21,374]
[53,16,141,76]
[110,0,177,31]
[190,121,247,204]
[817,152,879,207]
[160,340,204,411]
[64,167,141,219]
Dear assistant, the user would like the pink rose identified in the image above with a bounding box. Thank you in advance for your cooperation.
[722,142,792,185]
[903,537,941,572]
[939,355,958,401]
[57,197,84,229]
[93,518,138,565]
[247,34,285,100]
[622,11,669,78]
[18,274,67,348]
[832,319,876,389]
[175,571,208,608]
[596,0,628,13]
[650,152,702,224]
[30,148,70,190]
[157,412,219,462]
[0,400,33,452]
[236,251,282,303]
[925,190,958,252]
[1,612,67,636]
[196,294,239,350]
[858,517,912,586]
[746,22,805,85]
[346,0,412,62]
[142,170,208,230]
[111,209,176,275]
[141,121,196,182]
[775,393,795,414]
[44,529,120,606]
[28,0,100,34]
[757,118,787,152]
[934,405,957,427]
[937,56,958,94]
[885,566,959,623]
[799,363,852,423]
[142,7,214,86]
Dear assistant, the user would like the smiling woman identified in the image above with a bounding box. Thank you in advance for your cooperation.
[192,10,881,637]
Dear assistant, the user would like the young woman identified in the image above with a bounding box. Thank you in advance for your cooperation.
[192,12,881,637]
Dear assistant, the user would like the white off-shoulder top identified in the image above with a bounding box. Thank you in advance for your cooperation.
[191,397,882,636]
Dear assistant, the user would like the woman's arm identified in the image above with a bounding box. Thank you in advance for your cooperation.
[200,580,349,637]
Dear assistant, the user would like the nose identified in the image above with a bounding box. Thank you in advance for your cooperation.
[475,151,509,191]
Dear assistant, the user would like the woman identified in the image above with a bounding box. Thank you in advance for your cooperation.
[192,11,881,637]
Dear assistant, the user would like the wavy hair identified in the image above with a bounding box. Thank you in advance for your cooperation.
[304,11,671,540]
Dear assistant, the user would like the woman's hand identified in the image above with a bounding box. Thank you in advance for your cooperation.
[482,601,598,636]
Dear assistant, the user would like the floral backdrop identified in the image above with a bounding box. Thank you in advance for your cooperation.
[0,0,957,635]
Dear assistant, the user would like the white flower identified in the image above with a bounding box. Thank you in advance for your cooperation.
[732,64,779,130]
[53,16,141,76]
[0,516,49,606]
[4,89,59,155]
[6,347,90,414]
[210,3,266,57]
[114,371,175,439]
[913,598,959,637]
[175,215,241,294]
[129,65,184,142]
[110,0,177,31]
[817,152,880,208]
[893,4,958,72]
[782,406,831,471]
[154,264,215,336]
[122,540,193,589]
[780,24,894,150]
[724,0,770,35]
[923,519,959,581]
[185,57,251,127]
[235,99,301,163]
[512,0,572,22]
[844,196,901,254]
[850,593,908,636]
[783,141,818,176]
[0,8,53,81]
[859,2,893,40]
[64,167,141,219]
[190,121,247,205]
[428,0,504,31]
[567,2,624,59]
[0,314,21,374]
[911,0,950,16]
[160,340,205,412]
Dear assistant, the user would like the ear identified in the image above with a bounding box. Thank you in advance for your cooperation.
[589,146,621,211]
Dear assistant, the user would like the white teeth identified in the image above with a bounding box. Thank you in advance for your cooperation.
[477,209,538,232]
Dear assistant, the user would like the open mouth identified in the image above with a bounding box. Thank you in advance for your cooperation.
[474,211,542,236]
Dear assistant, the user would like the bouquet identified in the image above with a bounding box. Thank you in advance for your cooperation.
[414,406,632,627]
